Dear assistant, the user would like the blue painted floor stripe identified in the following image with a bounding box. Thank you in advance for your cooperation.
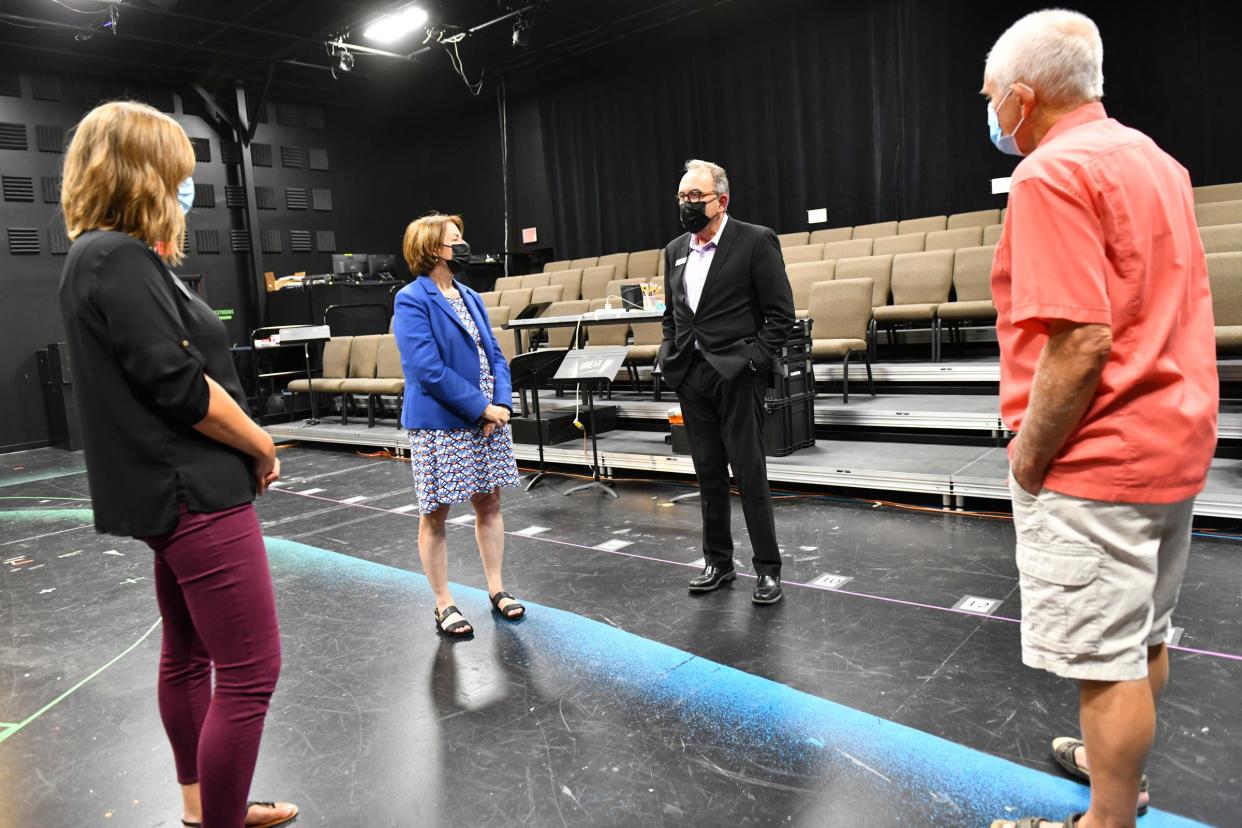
[266,537,1206,827]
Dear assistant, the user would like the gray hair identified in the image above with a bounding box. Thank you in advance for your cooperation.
[683,158,730,198]
[985,9,1104,106]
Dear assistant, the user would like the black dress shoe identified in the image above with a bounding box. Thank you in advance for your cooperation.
[688,565,736,592]
[752,574,783,604]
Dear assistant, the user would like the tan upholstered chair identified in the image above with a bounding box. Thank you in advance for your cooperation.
[926,227,984,251]
[531,284,566,307]
[947,209,1000,229]
[873,233,926,256]
[809,278,875,403]
[627,249,660,280]
[1208,252,1242,353]
[494,327,517,362]
[543,259,571,273]
[486,305,512,328]
[332,334,382,424]
[852,221,898,240]
[544,300,591,349]
[494,275,523,291]
[287,336,351,420]
[786,260,836,318]
[580,264,618,301]
[549,268,583,300]
[569,256,599,270]
[778,231,810,248]
[897,215,946,235]
[1194,183,1242,204]
[823,238,874,261]
[938,245,998,355]
[626,318,665,393]
[479,291,502,307]
[809,227,853,244]
[597,252,629,279]
[782,243,825,264]
[1200,223,1242,255]
[519,273,551,289]
[1196,200,1242,227]
[871,250,954,361]
[835,254,893,362]
[350,334,405,428]
[498,288,533,316]
[982,224,1004,246]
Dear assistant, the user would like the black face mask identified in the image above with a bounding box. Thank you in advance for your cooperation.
[679,201,712,233]
[444,242,471,275]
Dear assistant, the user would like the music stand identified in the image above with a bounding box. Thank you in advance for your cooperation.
[508,349,569,491]
[554,346,629,498]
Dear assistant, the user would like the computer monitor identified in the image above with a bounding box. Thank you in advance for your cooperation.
[368,253,398,280]
[331,253,369,278]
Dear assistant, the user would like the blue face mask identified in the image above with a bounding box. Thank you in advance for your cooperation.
[988,90,1026,156]
[177,177,195,215]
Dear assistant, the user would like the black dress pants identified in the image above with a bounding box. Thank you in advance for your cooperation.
[675,351,781,576]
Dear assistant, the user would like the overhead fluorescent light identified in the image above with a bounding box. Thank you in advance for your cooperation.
[363,6,429,44]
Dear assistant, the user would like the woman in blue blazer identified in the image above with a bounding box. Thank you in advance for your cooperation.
[393,213,524,637]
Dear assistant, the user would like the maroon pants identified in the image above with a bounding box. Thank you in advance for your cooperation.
[141,503,281,828]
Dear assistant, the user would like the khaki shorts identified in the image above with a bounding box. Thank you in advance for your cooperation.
[1009,474,1195,682]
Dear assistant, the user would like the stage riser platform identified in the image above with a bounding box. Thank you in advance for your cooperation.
[264,422,1242,519]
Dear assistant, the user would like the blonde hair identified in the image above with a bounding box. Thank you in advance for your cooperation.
[403,212,463,276]
[61,101,195,265]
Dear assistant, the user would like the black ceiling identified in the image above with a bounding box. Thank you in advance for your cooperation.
[0,0,818,111]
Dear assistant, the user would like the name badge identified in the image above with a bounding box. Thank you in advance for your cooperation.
[674,257,688,267]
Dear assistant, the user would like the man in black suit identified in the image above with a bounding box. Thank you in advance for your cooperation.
[659,159,795,604]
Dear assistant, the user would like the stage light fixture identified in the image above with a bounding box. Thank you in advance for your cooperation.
[511,16,531,49]
[337,48,355,73]
[363,5,429,44]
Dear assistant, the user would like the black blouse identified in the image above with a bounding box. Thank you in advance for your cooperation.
[58,230,255,537]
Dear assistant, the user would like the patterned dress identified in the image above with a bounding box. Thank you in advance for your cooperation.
[409,296,519,514]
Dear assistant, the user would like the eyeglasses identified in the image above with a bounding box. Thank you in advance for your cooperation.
[675,190,718,205]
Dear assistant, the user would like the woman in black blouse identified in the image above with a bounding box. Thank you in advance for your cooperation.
[58,102,296,828]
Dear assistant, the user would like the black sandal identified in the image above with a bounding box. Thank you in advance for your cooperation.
[434,605,474,637]
[182,800,298,828]
[490,590,526,620]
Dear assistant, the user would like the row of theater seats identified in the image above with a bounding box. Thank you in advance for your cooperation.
[285,249,1241,419]
[287,334,405,427]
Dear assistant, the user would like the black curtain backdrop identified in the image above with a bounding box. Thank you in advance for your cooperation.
[536,0,1242,258]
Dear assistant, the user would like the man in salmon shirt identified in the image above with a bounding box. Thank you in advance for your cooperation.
[981,10,1218,828]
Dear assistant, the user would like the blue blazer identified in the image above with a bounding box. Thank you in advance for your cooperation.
[393,276,512,430]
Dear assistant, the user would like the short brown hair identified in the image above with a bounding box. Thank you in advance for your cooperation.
[62,101,195,265]
[403,212,463,277]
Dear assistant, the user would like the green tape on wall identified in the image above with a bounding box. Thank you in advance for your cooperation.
[215,309,235,320]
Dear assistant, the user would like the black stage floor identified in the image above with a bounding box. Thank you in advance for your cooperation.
[1,446,1239,826]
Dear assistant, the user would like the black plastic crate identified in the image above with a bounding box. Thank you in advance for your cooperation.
[771,318,812,360]
[763,391,816,456]
[767,357,814,399]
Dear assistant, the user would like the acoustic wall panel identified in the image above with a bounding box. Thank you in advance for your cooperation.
[194,229,221,254]
[303,108,324,129]
[3,176,35,202]
[48,227,71,255]
[0,72,20,98]
[225,185,247,208]
[308,147,329,171]
[8,228,39,254]
[0,123,28,151]
[220,142,242,165]
[255,186,277,210]
[289,230,312,252]
[192,183,215,209]
[315,230,336,253]
[31,74,61,101]
[276,103,299,126]
[280,145,303,169]
[190,137,211,163]
[251,143,272,167]
[285,187,308,210]
[35,124,64,153]
[312,188,333,211]
[231,229,251,252]
[260,230,281,254]
[41,176,62,204]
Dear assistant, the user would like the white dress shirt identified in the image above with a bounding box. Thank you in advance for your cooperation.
[683,213,728,314]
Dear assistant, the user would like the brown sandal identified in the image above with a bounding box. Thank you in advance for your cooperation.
[182,800,298,828]
[1051,737,1149,815]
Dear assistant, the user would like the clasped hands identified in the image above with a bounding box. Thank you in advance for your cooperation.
[480,403,511,437]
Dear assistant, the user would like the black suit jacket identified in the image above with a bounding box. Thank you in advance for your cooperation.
[658,217,795,388]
